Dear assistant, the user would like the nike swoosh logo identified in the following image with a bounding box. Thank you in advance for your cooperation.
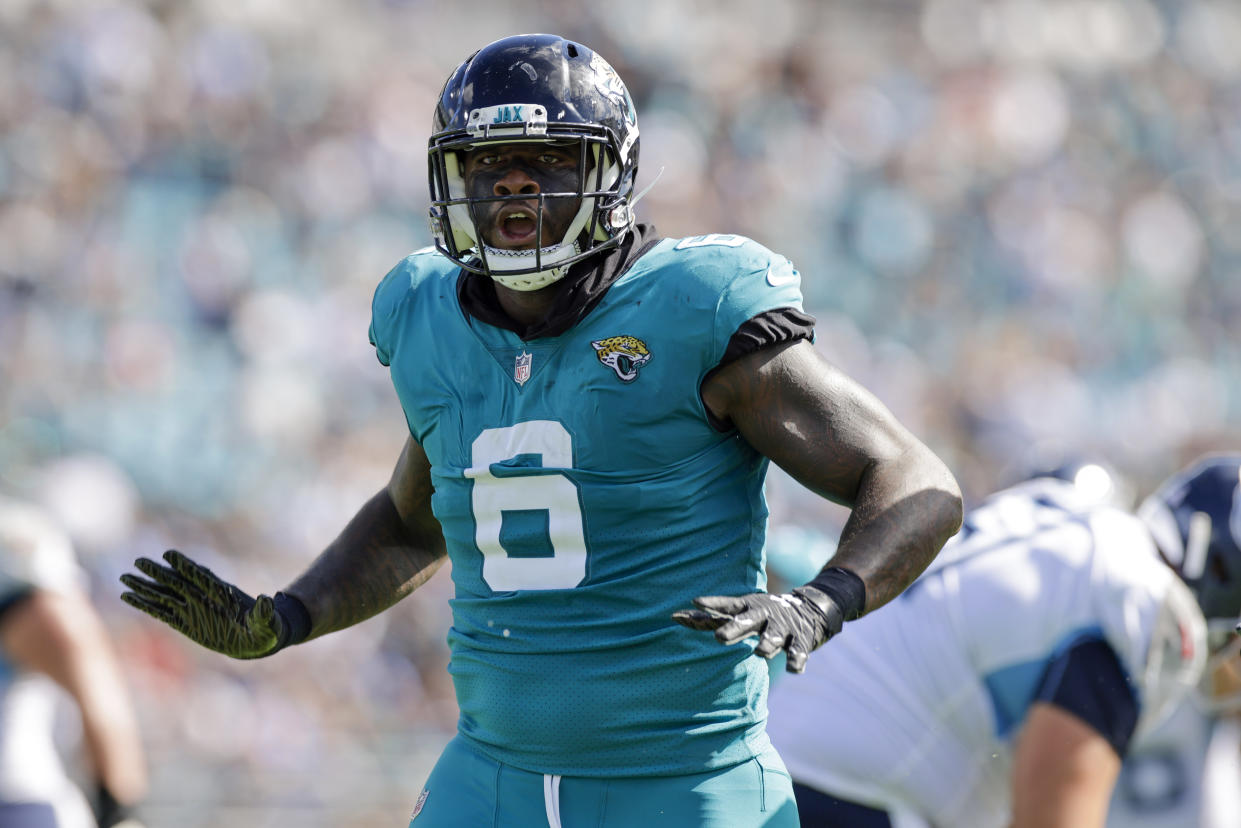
[766,266,800,287]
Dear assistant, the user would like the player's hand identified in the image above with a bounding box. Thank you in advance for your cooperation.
[672,585,844,674]
[120,550,283,659]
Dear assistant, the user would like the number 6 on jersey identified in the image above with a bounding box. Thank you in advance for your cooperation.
[466,421,588,591]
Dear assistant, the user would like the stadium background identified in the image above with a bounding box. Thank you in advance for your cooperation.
[1,0,1238,824]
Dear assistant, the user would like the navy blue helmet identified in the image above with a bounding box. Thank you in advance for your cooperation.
[1138,454,1241,637]
[427,34,641,290]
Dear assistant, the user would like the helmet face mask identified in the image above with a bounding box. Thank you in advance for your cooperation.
[457,140,586,249]
[1198,619,1241,714]
[428,35,640,291]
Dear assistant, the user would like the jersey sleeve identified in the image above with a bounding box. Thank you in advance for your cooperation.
[1033,637,1139,756]
[709,239,807,366]
[368,247,441,367]
[660,235,808,367]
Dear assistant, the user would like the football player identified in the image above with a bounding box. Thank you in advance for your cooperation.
[1107,457,1241,828]
[766,453,1241,828]
[119,33,962,827]
[1,497,147,828]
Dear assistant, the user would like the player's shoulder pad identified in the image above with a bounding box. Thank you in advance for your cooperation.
[372,246,455,316]
[1090,507,1167,580]
[653,235,805,358]
[653,234,805,335]
[370,247,457,365]
[658,233,799,290]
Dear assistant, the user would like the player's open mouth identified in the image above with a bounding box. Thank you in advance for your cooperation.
[496,207,540,246]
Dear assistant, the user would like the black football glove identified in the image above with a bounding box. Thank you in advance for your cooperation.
[672,567,865,673]
[120,550,297,660]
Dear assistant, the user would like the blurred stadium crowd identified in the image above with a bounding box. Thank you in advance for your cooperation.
[1,0,1239,825]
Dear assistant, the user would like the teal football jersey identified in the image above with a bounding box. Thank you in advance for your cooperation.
[369,234,808,776]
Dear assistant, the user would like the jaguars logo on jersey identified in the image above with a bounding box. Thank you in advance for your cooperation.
[591,335,651,383]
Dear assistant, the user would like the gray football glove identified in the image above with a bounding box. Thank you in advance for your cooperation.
[673,567,865,673]
[120,550,284,659]
[673,585,843,673]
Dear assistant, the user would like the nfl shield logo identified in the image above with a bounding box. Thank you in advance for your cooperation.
[514,351,532,386]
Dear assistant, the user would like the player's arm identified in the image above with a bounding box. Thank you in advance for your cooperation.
[708,338,961,610]
[283,434,447,638]
[1,589,148,826]
[676,338,962,670]
[1010,702,1121,828]
[1010,635,1137,827]
[121,435,446,656]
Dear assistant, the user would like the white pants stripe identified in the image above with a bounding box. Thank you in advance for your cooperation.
[543,774,562,828]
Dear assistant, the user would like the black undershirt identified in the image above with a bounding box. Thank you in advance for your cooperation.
[457,224,663,341]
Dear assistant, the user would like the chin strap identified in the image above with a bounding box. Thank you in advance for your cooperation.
[482,239,580,291]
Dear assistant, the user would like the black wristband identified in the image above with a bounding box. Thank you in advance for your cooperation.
[272,591,312,650]
[0,586,35,624]
[94,783,135,828]
[804,567,866,622]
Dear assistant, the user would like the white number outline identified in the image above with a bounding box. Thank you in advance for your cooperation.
[464,420,588,591]
[674,233,746,249]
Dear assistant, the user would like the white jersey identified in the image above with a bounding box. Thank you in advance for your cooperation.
[0,497,95,827]
[767,480,1207,828]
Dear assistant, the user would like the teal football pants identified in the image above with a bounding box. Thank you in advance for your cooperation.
[407,735,799,827]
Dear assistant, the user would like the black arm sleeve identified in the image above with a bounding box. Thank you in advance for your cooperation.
[702,307,817,432]
[719,307,816,369]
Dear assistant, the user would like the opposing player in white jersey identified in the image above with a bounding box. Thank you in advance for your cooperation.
[0,497,147,828]
[767,454,1241,828]
[1107,459,1241,828]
